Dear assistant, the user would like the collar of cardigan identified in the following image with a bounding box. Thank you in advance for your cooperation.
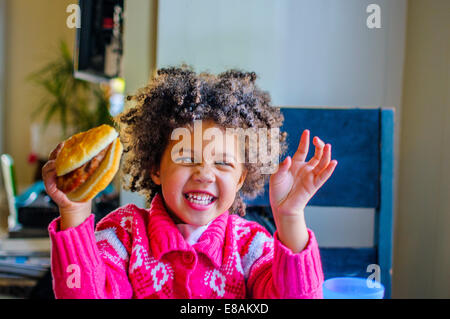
[147,193,229,268]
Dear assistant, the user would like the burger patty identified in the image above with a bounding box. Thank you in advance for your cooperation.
[56,143,111,194]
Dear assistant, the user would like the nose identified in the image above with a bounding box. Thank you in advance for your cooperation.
[192,163,215,184]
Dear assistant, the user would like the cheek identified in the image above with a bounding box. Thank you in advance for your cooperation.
[160,169,189,193]
[217,173,242,199]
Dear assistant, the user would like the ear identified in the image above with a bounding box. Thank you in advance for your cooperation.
[150,168,162,186]
[236,167,247,191]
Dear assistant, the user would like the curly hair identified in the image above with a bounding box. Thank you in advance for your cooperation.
[114,65,287,216]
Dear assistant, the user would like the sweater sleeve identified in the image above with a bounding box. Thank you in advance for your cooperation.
[48,214,133,299]
[246,228,324,299]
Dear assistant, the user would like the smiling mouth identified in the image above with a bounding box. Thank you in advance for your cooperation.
[184,192,217,206]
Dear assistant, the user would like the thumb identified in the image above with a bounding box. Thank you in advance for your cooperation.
[277,156,291,174]
[270,156,291,182]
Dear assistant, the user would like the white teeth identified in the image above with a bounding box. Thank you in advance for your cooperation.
[185,192,215,205]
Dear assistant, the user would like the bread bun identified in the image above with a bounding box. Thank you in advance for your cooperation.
[54,125,123,202]
[55,124,118,176]
[66,137,123,202]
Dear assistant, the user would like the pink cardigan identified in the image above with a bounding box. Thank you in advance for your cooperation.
[48,193,324,299]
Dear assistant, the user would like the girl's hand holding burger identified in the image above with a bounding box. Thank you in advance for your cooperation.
[41,124,123,230]
[42,142,93,230]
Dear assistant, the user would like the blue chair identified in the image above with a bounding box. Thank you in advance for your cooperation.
[243,107,395,299]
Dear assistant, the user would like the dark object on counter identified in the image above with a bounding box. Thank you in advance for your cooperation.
[17,194,60,229]
[8,192,59,238]
[92,192,120,225]
[28,269,55,299]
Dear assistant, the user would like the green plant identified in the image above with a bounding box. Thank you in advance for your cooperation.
[28,40,114,138]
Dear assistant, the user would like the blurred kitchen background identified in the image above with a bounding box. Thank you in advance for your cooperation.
[0,0,449,298]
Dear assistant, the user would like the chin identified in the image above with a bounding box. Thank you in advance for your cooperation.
[189,216,213,226]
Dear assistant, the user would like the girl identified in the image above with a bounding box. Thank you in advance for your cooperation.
[42,66,337,299]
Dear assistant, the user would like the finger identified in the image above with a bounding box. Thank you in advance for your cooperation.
[276,156,291,174]
[270,156,291,184]
[314,160,338,188]
[42,161,63,195]
[42,160,56,178]
[49,142,64,160]
[42,161,70,204]
[42,161,57,188]
[313,143,331,175]
[307,137,325,167]
[292,130,310,163]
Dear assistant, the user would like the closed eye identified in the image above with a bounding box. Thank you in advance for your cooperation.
[215,161,234,167]
[176,157,194,164]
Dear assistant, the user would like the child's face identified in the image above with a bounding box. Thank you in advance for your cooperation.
[151,120,247,226]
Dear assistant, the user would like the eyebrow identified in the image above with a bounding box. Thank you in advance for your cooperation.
[171,148,237,162]
[170,148,196,157]
[215,152,237,162]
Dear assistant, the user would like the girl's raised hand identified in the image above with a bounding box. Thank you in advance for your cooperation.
[269,129,338,218]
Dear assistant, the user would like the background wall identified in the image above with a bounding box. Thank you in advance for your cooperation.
[3,0,76,192]
[156,0,407,248]
[157,0,406,109]
[0,0,5,155]
[394,0,450,298]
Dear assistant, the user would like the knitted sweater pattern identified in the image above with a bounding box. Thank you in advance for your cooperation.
[48,193,324,299]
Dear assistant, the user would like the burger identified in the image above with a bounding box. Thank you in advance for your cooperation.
[54,124,123,202]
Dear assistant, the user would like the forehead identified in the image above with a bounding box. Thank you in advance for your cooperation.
[171,120,241,141]
[167,120,244,156]
[183,119,227,133]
